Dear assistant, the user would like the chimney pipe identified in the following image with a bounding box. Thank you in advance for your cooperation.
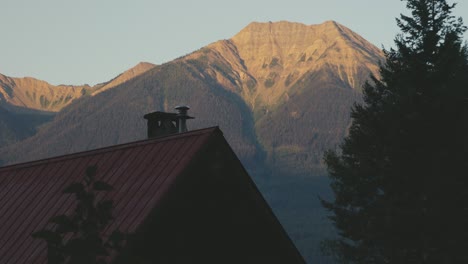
[175,105,194,133]
[143,106,194,138]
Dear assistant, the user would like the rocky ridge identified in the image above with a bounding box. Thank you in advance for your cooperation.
[92,62,156,95]
[0,62,156,112]
[0,21,384,172]
[0,74,92,112]
[186,21,382,109]
[0,21,385,263]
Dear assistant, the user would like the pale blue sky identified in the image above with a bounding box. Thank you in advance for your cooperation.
[1,0,467,86]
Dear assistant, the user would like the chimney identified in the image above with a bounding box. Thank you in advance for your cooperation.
[143,106,194,138]
[175,105,194,133]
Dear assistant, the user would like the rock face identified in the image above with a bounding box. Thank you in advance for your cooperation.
[0,62,156,112]
[0,21,384,262]
[187,21,381,108]
[0,21,383,174]
[0,62,156,150]
[182,20,383,174]
[0,74,92,112]
[92,62,156,95]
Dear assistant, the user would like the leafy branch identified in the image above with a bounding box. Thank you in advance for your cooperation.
[33,165,126,264]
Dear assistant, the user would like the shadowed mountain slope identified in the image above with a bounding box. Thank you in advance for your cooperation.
[0,21,382,175]
[0,21,384,263]
[0,62,156,149]
[0,106,53,151]
[183,20,382,174]
[0,62,261,168]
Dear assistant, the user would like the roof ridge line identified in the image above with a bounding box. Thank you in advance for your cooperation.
[0,126,220,172]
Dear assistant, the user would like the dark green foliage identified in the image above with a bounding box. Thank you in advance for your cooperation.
[269,57,281,68]
[284,73,295,87]
[25,90,32,100]
[80,87,90,96]
[322,1,468,263]
[211,61,238,87]
[32,165,126,264]
[50,95,74,108]
[246,79,257,91]
[40,95,51,108]
[257,68,363,176]
[264,78,276,88]
[201,47,211,54]
[264,72,279,88]
[299,54,307,63]
[1,82,14,97]
[64,95,73,104]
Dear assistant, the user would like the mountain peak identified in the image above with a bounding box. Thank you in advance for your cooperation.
[183,20,383,108]
[0,73,92,112]
[234,20,344,39]
[0,61,157,112]
[321,20,339,26]
[92,62,156,95]
[133,62,156,70]
[224,21,383,106]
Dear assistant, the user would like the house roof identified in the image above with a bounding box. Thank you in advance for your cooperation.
[0,127,219,263]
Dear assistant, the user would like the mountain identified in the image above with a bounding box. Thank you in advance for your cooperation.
[0,21,382,171]
[0,21,383,262]
[91,62,156,95]
[0,62,156,113]
[0,62,156,149]
[198,21,381,107]
[0,73,91,149]
[0,106,54,148]
[0,74,92,112]
[184,20,382,174]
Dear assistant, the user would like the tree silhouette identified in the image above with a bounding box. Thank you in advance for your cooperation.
[32,165,126,264]
[322,0,468,263]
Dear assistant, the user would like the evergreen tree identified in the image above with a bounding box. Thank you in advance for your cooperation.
[322,0,468,263]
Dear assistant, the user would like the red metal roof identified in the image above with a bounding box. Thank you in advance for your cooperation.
[0,127,219,263]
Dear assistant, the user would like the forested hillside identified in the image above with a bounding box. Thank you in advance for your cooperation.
[0,61,263,169]
[0,106,53,152]
[0,21,382,172]
[0,21,383,263]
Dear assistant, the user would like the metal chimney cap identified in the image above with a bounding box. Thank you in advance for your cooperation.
[175,105,190,112]
[175,105,194,119]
